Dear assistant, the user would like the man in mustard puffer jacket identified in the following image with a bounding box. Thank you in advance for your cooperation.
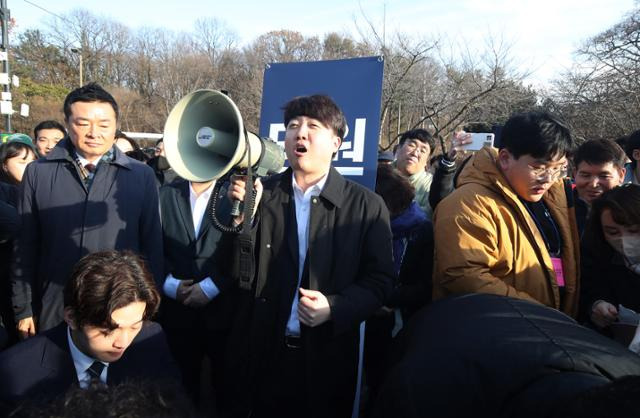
[433,112,580,317]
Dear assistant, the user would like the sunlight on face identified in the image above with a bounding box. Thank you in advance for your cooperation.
[67,101,117,161]
[71,301,146,363]
[3,147,36,183]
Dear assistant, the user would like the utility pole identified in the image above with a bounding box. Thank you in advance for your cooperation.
[71,48,83,87]
[0,0,10,132]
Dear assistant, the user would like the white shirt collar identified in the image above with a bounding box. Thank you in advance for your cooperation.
[67,326,108,387]
[291,173,328,200]
[76,153,102,167]
[188,181,216,202]
[189,181,216,237]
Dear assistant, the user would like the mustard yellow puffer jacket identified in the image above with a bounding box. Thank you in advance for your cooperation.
[432,147,580,317]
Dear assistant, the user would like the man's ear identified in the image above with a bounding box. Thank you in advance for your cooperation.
[618,166,627,185]
[64,307,77,330]
[333,135,342,153]
[497,148,512,171]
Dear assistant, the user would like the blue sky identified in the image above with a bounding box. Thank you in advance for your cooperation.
[9,0,637,86]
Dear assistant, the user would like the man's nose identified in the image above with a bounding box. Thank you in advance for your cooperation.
[112,330,131,349]
[87,125,98,137]
[296,124,308,138]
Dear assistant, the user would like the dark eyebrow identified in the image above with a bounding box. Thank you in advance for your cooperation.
[74,117,113,122]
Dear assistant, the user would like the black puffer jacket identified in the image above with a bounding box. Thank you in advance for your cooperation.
[375,293,640,418]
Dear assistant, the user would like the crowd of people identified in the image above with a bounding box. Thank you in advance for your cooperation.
[0,82,639,417]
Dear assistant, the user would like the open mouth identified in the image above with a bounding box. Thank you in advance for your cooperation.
[295,144,308,154]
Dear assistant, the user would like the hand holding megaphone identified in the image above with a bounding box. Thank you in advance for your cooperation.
[228,174,263,225]
[163,89,285,234]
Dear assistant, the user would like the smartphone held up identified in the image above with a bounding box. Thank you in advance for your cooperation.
[463,133,495,151]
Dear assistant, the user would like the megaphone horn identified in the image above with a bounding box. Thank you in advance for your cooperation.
[163,89,285,182]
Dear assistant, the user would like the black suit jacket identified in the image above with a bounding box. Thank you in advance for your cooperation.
[159,179,236,330]
[0,321,180,411]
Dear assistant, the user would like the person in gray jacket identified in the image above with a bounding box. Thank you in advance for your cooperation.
[10,82,163,338]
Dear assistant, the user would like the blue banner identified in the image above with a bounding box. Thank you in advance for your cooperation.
[259,56,384,191]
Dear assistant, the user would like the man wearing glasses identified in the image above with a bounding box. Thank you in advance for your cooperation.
[394,129,436,218]
[432,112,580,317]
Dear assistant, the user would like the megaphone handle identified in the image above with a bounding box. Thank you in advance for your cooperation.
[230,188,257,217]
[230,200,242,217]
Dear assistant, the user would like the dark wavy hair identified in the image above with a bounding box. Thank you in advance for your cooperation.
[63,250,160,329]
[10,380,196,418]
[0,141,37,184]
[583,184,640,262]
[375,163,416,218]
[283,94,347,139]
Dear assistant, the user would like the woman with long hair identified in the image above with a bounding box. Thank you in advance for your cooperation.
[581,184,640,332]
[0,137,36,348]
[0,139,37,185]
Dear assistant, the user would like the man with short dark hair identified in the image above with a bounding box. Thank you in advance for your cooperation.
[222,94,394,418]
[0,251,179,412]
[33,120,66,157]
[11,82,163,336]
[572,139,627,235]
[394,129,436,217]
[433,112,580,316]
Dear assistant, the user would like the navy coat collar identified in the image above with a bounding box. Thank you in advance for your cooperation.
[47,137,131,170]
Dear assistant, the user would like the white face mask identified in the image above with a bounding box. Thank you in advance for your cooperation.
[606,234,640,264]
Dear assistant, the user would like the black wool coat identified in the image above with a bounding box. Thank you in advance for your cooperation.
[218,167,395,418]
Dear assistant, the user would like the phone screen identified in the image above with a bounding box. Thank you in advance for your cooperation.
[465,133,495,151]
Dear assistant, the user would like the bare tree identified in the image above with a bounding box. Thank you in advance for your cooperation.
[549,6,640,139]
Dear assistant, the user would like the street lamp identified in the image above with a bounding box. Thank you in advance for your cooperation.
[70,48,83,87]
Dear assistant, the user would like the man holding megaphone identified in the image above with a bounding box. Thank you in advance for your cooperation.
[218,94,394,418]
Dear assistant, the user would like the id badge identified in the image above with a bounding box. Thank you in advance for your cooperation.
[551,257,565,287]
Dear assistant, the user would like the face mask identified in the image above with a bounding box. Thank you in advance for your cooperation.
[156,156,170,171]
[606,234,640,264]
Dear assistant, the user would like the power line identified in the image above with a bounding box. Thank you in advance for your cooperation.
[21,0,71,24]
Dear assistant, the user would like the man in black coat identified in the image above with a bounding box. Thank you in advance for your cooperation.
[374,293,640,418]
[223,95,394,418]
[0,251,180,415]
[11,83,162,336]
[159,178,237,405]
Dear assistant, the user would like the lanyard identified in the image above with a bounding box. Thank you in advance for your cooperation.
[523,201,562,257]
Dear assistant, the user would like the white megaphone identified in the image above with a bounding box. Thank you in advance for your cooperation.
[163,89,285,183]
